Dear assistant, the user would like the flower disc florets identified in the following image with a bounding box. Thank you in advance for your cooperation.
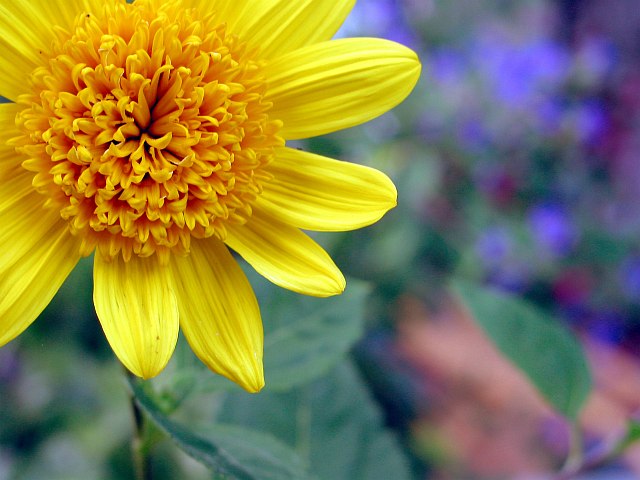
[13,0,283,263]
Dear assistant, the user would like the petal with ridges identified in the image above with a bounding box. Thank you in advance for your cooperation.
[170,238,263,392]
[0,185,80,346]
[93,253,179,379]
[182,0,275,41]
[226,209,346,297]
[18,0,105,33]
[258,147,397,231]
[265,38,421,140]
[0,0,104,100]
[236,0,355,59]
[0,172,55,267]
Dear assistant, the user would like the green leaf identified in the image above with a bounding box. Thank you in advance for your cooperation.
[452,279,592,419]
[261,279,370,390]
[130,379,309,480]
[219,361,413,480]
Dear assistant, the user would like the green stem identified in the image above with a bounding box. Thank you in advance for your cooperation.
[127,371,152,480]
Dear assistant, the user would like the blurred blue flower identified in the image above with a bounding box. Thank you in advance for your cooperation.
[571,99,609,146]
[588,309,625,344]
[534,96,566,136]
[618,255,640,301]
[472,32,571,109]
[429,48,468,87]
[487,262,532,294]
[457,117,491,152]
[475,226,512,266]
[475,226,530,292]
[527,202,578,257]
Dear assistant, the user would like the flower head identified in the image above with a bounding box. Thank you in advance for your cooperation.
[0,0,420,392]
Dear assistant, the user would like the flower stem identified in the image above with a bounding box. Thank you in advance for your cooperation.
[127,371,152,480]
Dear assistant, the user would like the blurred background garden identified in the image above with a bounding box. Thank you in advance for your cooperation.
[4,0,640,478]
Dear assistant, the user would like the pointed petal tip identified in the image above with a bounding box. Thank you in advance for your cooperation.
[241,372,266,394]
[227,350,265,393]
[259,148,398,232]
[127,368,151,381]
[316,271,347,298]
[267,38,424,140]
[336,274,347,295]
[213,356,265,393]
[121,355,170,380]
[386,177,399,209]
[93,254,179,383]
[139,366,164,381]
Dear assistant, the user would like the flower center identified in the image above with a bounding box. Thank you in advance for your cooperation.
[13,0,283,263]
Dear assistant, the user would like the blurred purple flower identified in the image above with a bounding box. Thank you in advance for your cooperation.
[475,226,512,266]
[429,48,468,86]
[534,96,566,136]
[474,226,530,292]
[575,35,618,85]
[588,309,625,344]
[571,99,609,147]
[472,31,571,109]
[618,256,640,301]
[457,118,491,152]
[527,203,578,257]
[487,262,532,294]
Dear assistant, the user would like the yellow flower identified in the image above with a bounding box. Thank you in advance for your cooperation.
[0,0,420,392]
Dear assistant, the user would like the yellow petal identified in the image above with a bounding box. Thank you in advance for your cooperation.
[182,0,275,41]
[93,253,179,379]
[170,238,264,393]
[236,0,356,59]
[258,147,397,231]
[0,0,102,100]
[0,180,80,346]
[0,172,51,266]
[184,0,352,58]
[226,208,345,297]
[265,38,421,140]
[0,103,27,178]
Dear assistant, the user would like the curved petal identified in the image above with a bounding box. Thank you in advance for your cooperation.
[258,147,397,231]
[182,0,275,40]
[93,253,179,379]
[0,0,103,100]
[170,238,264,393]
[238,0,356,59]
[225,209,345,297]
[265,38,421,140]
[184,0,353,58]
[0,176,80,346]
